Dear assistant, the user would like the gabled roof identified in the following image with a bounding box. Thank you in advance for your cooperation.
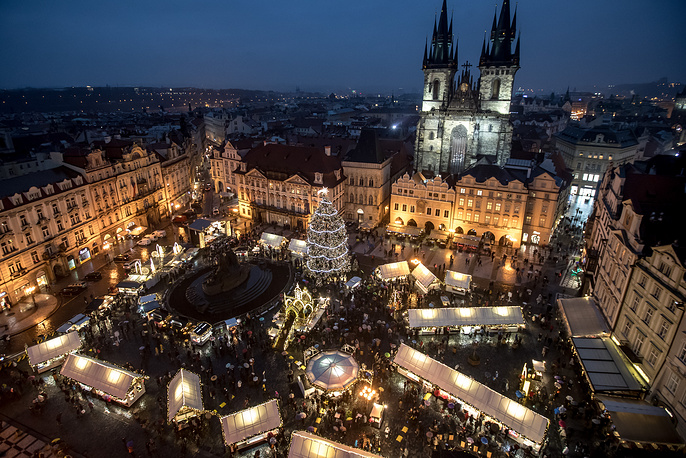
[0,166,83,203]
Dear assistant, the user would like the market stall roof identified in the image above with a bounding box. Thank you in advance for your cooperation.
[288,430,383,458]
[225,317,239,329]
[139,294,157,305]
[220,399,281,447]
[345,276,362,289]
[260,232,285,248]
[128,226,147,236]
[412,263,438,290]
[377,261,410,280]
[454,236,479,247]
[306,350,359,391]
[393,344,549,446]
[61,354,145,400]
[167,369,204,422]
[427,229,450,241]
[139,301,161,314]
[408,306,524,329]
[571,337,647,394]
[116,280,142,290]
[188,218,213,232]
[56,314,86,333]
[444,270,472,290]
[557,297,610,338]
[27,332,81,366]
[595,396,683,446]
[288,239,308,256]
[385,223,421,237]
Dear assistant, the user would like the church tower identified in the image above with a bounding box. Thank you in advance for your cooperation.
[478,0,520,115]
[421,0,457,112]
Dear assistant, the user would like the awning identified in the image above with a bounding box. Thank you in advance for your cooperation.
[408,306,524,328]
[385,224,421,237]
[393,344,549,446]
[260,232,285,248]
[27,332,81,366]
[288,239,307,256]
[57,313,87,333]
[557,297,609,338]
[167,369,204,422]
[445,270,471,290]
[61,354,145,400]
[427,229,450,241]
[288,430,383,458]
[220,399,281,446]
[571,337,647,394]
[225,318,239,329]
[128,226,147,236]
[412,263,438,291]
[595,396,684,446]
[188,218,213,232]
[377,261,410,280]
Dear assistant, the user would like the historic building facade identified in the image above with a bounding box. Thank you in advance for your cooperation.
[414,0,520,175]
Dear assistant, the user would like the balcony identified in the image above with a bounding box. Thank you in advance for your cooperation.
[10,268,27,278]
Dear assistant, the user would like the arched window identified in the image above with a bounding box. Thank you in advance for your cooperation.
[433,79,440,100]
[449,125,468,174]
[359,177,364,186]
[350,193,354,203]
[491,79,500,100]
[369,178,374,187]
[368,195,374,205]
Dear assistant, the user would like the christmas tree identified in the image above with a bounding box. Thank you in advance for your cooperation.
[306,188,350,284]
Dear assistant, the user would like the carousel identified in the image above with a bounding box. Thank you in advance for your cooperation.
[305,349,359,397]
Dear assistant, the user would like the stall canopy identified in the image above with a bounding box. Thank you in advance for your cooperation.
[288,430,383,458]
[167,369,204,422]
[595,396,684,447]
[56,314,87,334]
[557,297,609,338]
[116,280,142,291]
[220,399,281,446]
[60,354,145,400]
[188,218,213,232]
[411,263,438,292]
[128,226,147,237]
[27,332,81,367]
[288,239,308,256]
[345,276,362,289]
[571,337,647,395]
[408,306,524,329]
[385,224,421,237]
[445,270,471,291]
[393,344,549,446]
[139,301,161,314]
[139,294,157,305]
[260,232,285,248]
[427,229,450,241]
[306,351,359,391]
[378,261,410,280]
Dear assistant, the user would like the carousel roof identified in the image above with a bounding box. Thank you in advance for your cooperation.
[306,350,359,391]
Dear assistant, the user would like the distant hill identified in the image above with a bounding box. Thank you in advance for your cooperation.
[611,77,683,99]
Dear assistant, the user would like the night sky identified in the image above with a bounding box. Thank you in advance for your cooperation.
[1,0,684,94]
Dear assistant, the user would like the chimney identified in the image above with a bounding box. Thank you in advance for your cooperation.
[324,145,331,156]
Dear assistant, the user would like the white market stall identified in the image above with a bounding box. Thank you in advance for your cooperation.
[167,368,204,424]
[376,261,410,281]
[408,306,524,333]
[220,399,282,450]
[260,232,286,249]
[345,276,362,289]
[444,270,472,295]
[411,263,440,293]
[56,314,90,334]
[26,332,82,373]
[288,430,383,458]
[393,344,549,452]
[306,350,359,394]
[60,354,147,407]
[288,239,308,257]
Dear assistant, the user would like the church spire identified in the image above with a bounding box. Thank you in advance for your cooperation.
[513,33,520,65]
[511,4,517,39]
[481,0,518,67]
[423,38,428,68]
[425,0,456,69]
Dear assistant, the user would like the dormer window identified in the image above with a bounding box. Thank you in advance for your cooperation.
[334,170,341,180]
[314,173,323,184]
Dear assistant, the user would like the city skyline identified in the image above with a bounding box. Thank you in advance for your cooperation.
[1,0,685,95]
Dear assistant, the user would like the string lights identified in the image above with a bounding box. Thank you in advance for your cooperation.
[306,188,350,284]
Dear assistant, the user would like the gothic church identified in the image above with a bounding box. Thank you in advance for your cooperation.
[414,0,520,175]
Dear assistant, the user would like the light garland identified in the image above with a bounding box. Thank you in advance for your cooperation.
[306,189,350,284]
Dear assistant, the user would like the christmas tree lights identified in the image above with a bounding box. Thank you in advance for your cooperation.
[306,188,350,284]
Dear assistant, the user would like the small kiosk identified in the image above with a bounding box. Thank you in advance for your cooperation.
[411,262,440,294]
[370,403,385,428]
[190,322,213,346]
[167,369,204,426]
[288,239,307,257]
[345,276,362,289]
[220,399,282,451]
[26,332,82,373]
[60,354,147,407]
[444,270,472,296]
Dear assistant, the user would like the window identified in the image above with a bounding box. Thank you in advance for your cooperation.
[473,213,479,223]
[647,346,659,367]
[31,251,39,264]
[632,333,644,356]
[495,203,501,212]
[679,342,686,363]
[441,194,445,199]
[457,211,463,220]
[667,372,680,394]
[466,212,472,221]
[525,215,532,224]
[459,198,465,206]
[659,320,670,340]
[435,209,440,216]
[477,190,483,196]
[493,216,499,225]
[486,202,493,210]
[630,293,641,312]
[658,262,673,278]
[402,204,407,212]
[42,226,50,238]
[513,205,520,214]
[467,199,473,208]
[444,210,449,218]
[426,207,432,215]
[643,307,654,326]
[394,203,399,211]
[638,275,647,288]
[485,215,491,224]
[52,203,59,215]
[410,206,415,213]
[25,233,34,245]
[622,320,633,338]
[503,217,509,227]
[475,201,481,209]
[19,215,27,227]
[460,188,465,194]
[652,285,662,300]
[539,217,547,227]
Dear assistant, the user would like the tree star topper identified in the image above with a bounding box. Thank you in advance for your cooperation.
[317,187,328,196]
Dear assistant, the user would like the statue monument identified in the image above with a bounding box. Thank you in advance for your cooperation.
[201,248,251,296]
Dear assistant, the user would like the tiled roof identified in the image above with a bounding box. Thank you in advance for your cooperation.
[0,166,84,210]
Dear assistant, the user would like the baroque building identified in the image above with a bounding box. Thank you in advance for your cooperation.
[414,0,519,175]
